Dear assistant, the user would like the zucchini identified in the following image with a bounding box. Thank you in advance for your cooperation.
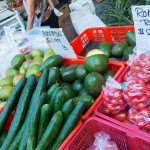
[0,77,27,133]
[38,104,51,143]
[61,99,74,121]
[39,55,63,71]
[1,75,37,150]
[27,92,47,150]
[35,111,63,150]
[19,68,49,150]
[51,101,86,149]
[53,90,66,113]
[47,67,60,88]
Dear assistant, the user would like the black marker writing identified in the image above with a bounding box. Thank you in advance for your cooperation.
[146,29,150,35]
[138,28,144,35]
[135,7,150,17]
[140,19,150,26]
[42,31,62,37]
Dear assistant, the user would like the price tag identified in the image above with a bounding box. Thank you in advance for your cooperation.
[132,5,150,54]
[41,28,77,58]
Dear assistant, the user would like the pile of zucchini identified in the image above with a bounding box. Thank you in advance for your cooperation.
[0,55,90,150]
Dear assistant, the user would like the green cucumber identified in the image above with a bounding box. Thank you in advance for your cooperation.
[0,130,7,146]
[26,132,35,150]
[47,67,60,88]
[53,90,66,113]
[47,83,59,104]
[39,55,63,71]
[47,83,59,96]
[1,75,37,150]
[27,92,47,150]
[61,99,74,120]
[49,87,61,113]
[51,101,86,149]
[35,111,63,150]
[0,77,27,133]
[7,127,24,150]
[38,104,51,143]
[19,68,49,150]
[72,95,94,110]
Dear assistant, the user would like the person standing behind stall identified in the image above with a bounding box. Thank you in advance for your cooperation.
[23,0,63,31]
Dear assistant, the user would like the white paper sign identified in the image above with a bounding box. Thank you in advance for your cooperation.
[132,5,150,54]
[40,28,77,58]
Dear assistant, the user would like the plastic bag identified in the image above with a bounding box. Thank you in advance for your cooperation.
[17,37,32,55]
[25,27,50,52]
[123,77,150,109]
[128,107,150,131]
[0,37,20,79]
[103,77,127,115]
[126,53,150,83]
[87,132,119,150]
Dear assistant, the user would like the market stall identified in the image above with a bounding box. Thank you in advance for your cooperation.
[0,0,150,150]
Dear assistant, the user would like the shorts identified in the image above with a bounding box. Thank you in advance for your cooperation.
[41,10,59,28]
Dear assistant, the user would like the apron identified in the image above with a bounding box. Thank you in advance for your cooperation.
[23,0,48,27]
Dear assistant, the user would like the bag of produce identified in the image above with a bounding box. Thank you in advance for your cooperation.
[87,131,119,150]
[123,77,150,109]
[102,77,128,115]
[128,107,150,132]
[125,53,150,82]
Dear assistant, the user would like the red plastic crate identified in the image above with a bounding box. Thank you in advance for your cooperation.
[0,106,15,131]
[58,120,83,150]
[94,65,150,139]
[65,116,150,150]
[64,58,125,120]
[70,26,134,59]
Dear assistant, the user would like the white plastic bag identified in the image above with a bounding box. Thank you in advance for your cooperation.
[0,36,20,79]
[87,132,119,150]
[25,27,50,52]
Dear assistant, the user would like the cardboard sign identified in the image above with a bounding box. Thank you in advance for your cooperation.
[41,28,77,58]
[132,5,150,54]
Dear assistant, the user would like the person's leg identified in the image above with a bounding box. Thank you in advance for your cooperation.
[41,10,59,28]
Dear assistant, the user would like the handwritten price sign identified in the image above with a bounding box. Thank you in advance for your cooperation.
[41,28,77,58]
[132,5,150,54]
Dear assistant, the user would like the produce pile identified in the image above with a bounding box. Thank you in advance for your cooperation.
[102,53,150,133]
[0,48,55,102]
[0,46,119,149]
[85,31,136,62]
